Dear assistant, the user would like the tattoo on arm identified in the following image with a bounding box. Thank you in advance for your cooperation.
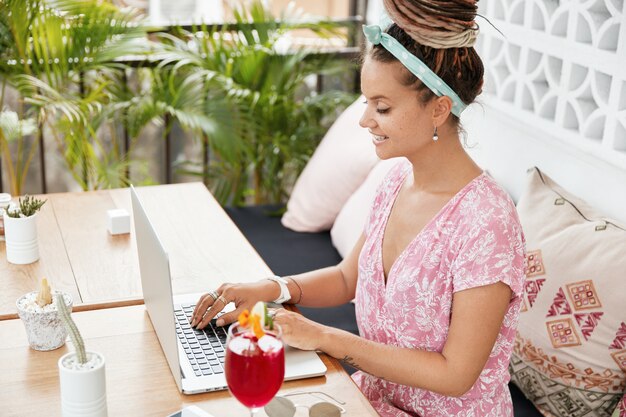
[340,355,362,370]
[340,355,383,379]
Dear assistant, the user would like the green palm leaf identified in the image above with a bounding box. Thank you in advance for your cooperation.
[154,0,357,205]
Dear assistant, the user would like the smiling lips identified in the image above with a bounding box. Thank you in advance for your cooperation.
[371,133,389,143]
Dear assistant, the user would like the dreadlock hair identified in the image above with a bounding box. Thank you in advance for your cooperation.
[366,0,484,125]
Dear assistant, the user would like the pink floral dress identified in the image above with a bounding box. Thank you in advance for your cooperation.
[353,160,526,417]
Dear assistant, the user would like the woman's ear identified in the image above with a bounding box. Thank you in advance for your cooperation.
[432,96,453,126]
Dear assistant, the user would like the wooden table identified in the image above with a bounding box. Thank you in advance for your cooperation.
[0,183,379,416]
[0,305,377,416]
[1,183,275,320]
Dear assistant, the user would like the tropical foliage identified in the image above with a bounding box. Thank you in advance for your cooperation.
[0,0,357,204]
[0,0,155,192]
[0,110,38,195]
[157,1,357,204]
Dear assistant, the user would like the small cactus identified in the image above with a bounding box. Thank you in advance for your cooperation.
[36,278,52,307]
[55,294,87,364]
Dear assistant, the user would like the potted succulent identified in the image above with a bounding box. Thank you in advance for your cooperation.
[3,194,46,264]
[56,293,108,417]
[16,278,73,351]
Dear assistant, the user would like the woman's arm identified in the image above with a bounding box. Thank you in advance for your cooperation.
[192,233,366,328]
[276,280,512,397]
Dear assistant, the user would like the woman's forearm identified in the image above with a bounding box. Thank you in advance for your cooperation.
[283,265,354,307]
[318,327,471,397]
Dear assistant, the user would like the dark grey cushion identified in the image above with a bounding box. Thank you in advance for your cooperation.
[225,205,542,417]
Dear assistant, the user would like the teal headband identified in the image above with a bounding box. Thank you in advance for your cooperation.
[362,23,468,117]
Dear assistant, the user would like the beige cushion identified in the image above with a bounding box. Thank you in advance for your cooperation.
[281,98,378,232]
[330,158,402,257]
[511,167,626,417]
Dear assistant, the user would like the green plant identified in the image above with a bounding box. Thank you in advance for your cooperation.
[0,110,38,195]
[157,1,357,205]
[55,293,87,364]
[0,0,358,199]
[6,194,46,218]
[0,0,155,190]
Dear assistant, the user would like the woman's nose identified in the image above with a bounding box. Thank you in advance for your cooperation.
[359,107,375,129]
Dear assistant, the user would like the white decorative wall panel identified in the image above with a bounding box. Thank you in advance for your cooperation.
[476,0,626,167]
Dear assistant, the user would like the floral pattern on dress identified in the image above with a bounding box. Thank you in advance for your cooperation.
[353,160,526,417]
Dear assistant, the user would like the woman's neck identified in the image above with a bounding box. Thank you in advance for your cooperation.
[405,133,482,195]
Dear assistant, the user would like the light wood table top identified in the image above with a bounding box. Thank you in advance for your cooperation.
[0,305,378,416]
[0,183,379,416]
[1,182,273,320]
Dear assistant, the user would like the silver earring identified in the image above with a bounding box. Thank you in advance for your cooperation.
[433,126,439,141]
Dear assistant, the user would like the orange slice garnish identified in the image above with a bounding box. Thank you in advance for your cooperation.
[236,303,267,339]
[251,314,265,339]
[238,309,250,327]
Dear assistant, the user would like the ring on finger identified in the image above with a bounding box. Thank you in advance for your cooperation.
[208,290,219,302]
[268,309,277,319]
[217,295,228,305]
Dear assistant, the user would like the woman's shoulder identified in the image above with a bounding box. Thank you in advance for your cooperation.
[451,173,527,295]
[465,173,518,213]
[454,173,523,236]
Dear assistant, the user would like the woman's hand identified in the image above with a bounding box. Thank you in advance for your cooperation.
[272,308,327,351]
[191,280,278,329]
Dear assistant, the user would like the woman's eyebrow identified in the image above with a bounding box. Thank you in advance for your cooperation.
[365,95,390,101]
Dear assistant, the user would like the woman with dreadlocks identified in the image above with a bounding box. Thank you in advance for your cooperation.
[192,1,526,415]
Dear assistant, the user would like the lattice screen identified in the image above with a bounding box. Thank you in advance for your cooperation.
[476,0,626,166]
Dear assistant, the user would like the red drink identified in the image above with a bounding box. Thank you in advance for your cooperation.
[225,329,285,409]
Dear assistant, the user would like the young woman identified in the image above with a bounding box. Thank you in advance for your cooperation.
[192,1,526,415]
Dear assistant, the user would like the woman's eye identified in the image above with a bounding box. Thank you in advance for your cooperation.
[376,108,389,114]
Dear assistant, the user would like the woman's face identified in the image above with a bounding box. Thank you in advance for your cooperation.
[359,56,437,160]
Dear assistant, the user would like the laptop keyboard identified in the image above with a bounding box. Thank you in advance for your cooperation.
[174,304,228,377]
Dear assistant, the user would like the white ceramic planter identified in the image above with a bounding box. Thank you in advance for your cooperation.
[58,351,108,417]
[3,211,39,264]
[16,291,73,351]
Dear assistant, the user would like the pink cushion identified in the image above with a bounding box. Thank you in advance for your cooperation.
[330,158,402,257]
[281,98,378,232]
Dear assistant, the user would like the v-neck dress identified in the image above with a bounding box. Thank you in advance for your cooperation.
[352,160,526,417]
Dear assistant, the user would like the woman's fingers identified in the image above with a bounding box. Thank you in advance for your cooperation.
[190,281,273,328]
[196,291,231,329]
[272,309,322,351]
[191,284,230,327]
[272,309,291,331]
[215,305,248,327]
[191,293,214,327]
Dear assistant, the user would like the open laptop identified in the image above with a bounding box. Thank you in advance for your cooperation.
[130,185,327,394]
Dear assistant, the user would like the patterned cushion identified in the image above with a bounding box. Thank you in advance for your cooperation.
[611,394,625,417]
[511,167,626,417]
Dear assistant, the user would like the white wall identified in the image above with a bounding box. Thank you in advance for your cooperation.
[469,0,626,224]
[462,102,626,225]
